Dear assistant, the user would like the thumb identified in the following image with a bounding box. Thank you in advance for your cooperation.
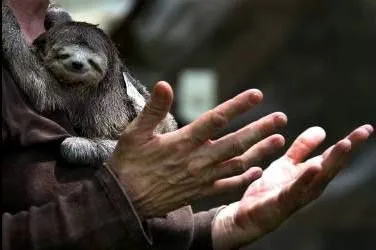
[131,81,173,136]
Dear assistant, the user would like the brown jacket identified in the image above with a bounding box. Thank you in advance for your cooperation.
[1,62,216,250]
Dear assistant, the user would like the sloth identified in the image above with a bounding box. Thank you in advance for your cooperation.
[2,3,177,165]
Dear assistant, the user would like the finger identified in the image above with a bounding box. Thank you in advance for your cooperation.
[304,138,350,174]
[207,135,284,188]
[283,124,374,215]
[303,137,357,194]
[207,113,287,163]
[239,134,286,167]
[305,124,374,166]
[309,125,373,197]
[322,124,374,159]
[212,167,263,194]
[299,139,351,199]
[285,127,326,164]
[127,81,173,136]
[181,89,263,147]
[214,134,285,174]
[347,124,374,149]
[321,139,351,179]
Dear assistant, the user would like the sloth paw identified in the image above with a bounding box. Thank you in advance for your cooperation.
[60,137,117,166]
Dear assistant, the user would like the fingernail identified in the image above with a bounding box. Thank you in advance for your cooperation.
[249,167,263,179]
[155,82,171,102]
[307,126,326,139]
[248,89,263,104]
[363,124,374,134]
[272,134,285,147]
[274,112,288,126]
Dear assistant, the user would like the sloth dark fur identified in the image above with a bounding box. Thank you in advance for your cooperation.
[2,3,177,165]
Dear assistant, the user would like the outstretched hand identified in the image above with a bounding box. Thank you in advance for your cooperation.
[212,125,374,250]
[108,81,287,218]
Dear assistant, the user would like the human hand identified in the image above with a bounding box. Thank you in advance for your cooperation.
[107,81,287,218]
[212,125,374,250]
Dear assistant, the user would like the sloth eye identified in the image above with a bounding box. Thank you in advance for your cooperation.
[88,59,102,73]
[56,53,70,60]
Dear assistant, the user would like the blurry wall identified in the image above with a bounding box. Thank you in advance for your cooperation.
[54,0,134,33]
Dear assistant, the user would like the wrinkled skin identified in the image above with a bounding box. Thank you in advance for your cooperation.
[108,82,288,217]
[108,81,373,249]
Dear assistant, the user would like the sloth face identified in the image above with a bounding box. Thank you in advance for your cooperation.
[33,22,114,88]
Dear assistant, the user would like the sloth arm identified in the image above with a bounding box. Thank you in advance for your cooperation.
[2,3,63,111]
[2,65,217,250]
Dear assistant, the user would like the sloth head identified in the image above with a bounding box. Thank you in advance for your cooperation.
[33,22,118,88]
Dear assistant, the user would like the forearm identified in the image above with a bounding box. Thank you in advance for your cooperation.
[2,165,151,250]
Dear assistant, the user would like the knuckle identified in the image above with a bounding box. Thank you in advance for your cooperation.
[256,114,282,136]
[144,102,165,117]
[220,158,245,179]
[202,168,215,183]
[254,141,270,157]
[238,174,250,188]
[256,121,272,138]
[296,137,313,152]
[231,136,246,156]
[187,160,202,177]
[231,98,247,112]
[190,133,206,145]
[187,158,216,183]
[209,110,228,129]
[231,157,246,173]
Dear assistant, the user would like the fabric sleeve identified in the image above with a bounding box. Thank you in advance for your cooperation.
[190,207,224,250]
[146,205,220,250]
[2,165,152,250]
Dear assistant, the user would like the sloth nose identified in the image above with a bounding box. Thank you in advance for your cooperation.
[71,61,84,71]
[63,59,89,73]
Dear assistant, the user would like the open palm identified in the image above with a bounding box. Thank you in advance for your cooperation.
[213,125,373,250]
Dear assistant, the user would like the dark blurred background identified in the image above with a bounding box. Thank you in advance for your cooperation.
[58,0,375,249]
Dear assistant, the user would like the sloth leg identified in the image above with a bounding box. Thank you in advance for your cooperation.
[2,4,63,111]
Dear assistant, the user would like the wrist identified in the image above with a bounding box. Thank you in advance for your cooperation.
[212,202,239,250]
[103,161,144,217]
[96,163,152,244]
[212,202,262,250]
[104,160,178,218]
